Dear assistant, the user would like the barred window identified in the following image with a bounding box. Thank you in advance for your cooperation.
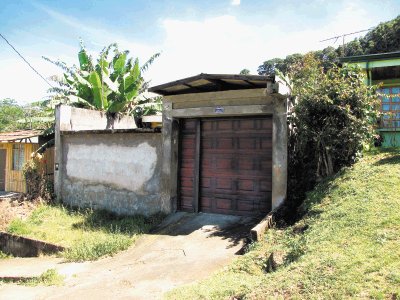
[12,144,25,171]
[379,87,400,129]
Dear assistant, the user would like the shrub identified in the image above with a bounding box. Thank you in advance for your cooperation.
[286,53,380,212]
[23,153,53,201]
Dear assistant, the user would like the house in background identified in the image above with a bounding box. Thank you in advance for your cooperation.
[341,51,400,147]
[0,130,54,193]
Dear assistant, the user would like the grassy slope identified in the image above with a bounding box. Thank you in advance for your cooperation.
[167,150,400,299]
[7,205,163,261]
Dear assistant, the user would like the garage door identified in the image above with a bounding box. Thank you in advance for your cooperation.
[178,117,272,216]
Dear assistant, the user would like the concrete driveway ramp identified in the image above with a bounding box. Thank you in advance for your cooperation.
[0,212,258,300]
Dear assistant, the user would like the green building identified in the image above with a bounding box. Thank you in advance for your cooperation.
[341,51,400,147]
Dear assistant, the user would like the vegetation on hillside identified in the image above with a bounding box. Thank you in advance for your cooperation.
[167,149,400,299]
[258,15,400,76]
[6,204,164,261]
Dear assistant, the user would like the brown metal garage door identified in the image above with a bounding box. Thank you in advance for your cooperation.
[178,117,272,216]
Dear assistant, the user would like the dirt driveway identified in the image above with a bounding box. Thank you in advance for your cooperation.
[0,212,257,300]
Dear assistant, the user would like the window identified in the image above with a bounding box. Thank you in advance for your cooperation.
[12,144,25,171]
[379,87,400,129]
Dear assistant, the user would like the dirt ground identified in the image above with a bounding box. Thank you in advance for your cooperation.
[0,193,37,231]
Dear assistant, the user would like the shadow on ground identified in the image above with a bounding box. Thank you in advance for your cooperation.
[153,212,260,251]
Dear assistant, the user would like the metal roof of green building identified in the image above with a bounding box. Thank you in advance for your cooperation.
[340,51,400,63]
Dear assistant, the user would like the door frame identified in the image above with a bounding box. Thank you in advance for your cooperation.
[177,116,273,215]
[161,89,288,214]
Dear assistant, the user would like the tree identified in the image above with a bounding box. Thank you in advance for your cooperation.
[239,69,250,75]
[0,99,24,132]
[0,99,53,132]
[257,15,400,76]
[362,15,400,54]
[257,58,284,76]
[257,54,303,76]
[20,100,55,130]
[287,54,380,209]
[44,41,160,116]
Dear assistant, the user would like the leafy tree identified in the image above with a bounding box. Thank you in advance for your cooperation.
[258,54,303,76]
[257,57,285,76]
[257,15,400,76]
[314,46,339,71]
[239,69,250,75]
[286,54,380,211]
[20,100,55,130]
[44,41,160,116]
[0,99,53,132]
[362,15,400,54]
[0,99,24,132]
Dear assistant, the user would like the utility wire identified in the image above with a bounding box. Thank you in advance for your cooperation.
[0,32,53,88]
[321,28,374,42]
[319,28,373,43]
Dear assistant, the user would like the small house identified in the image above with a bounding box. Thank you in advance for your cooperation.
[341,51,400,147]
[0,130,54,193]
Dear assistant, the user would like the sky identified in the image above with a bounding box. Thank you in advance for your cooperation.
[0,0,399,104]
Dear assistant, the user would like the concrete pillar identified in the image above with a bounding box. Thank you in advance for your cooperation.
[272,97,288,209]
[160,101,178,213]
[54,105,66,202]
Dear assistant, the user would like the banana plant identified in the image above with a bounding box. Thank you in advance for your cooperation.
[44,40,160,115]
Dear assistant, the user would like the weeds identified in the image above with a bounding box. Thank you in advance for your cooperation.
[6,204,164,261]
[0,251,12,259]
[0,269,64,286]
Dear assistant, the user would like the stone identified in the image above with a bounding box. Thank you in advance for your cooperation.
[266,251,285,273]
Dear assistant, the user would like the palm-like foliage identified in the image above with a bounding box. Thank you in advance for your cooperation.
[44,41,160,115]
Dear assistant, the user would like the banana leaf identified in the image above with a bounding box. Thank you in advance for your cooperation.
[113,52,127,75]
[98,57,110,77]
[107,100,127,113]
[67,95,96,109]
[88,71,107,109]
[78,48,91,72]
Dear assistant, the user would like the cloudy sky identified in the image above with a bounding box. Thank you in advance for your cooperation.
[0,0,399,104]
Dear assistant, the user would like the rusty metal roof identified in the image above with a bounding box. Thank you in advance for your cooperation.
[0,130,43,143]
[149,73,275,96]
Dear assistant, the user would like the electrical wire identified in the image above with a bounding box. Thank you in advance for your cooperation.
[0,32,53,88]
[319,27,374,43]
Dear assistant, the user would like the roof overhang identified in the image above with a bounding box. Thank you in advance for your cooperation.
[340,51,400,69]
[149,73,275,96]
[0,130,43,143]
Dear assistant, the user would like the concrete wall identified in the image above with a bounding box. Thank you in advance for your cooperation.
[58,105,137,132]
[55,105,167,216]
[60,132,164,216]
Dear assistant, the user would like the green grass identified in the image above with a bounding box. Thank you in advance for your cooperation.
[0,251,12,259]
[0,269,64,286]
[6,205,164,262]
[167,149,400,299]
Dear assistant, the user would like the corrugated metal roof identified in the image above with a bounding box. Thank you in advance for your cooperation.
[0,130,43,142]
[149,73,275,96]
